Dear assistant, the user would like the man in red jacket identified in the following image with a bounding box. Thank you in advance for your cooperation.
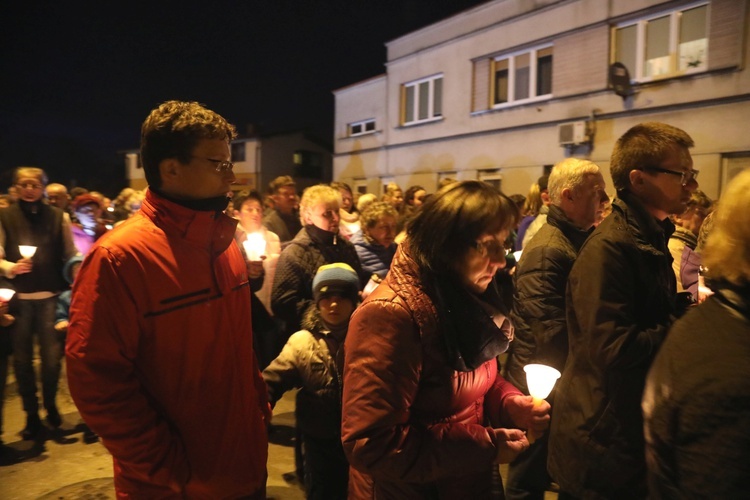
[66,101,270,498]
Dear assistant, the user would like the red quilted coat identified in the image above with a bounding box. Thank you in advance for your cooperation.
[342,244,521,499]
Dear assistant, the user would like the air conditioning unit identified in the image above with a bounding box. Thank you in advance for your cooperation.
[558,121,589,146]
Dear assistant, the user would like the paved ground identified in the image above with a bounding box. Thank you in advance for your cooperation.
[0,364,304,500]
[1,364,556,499]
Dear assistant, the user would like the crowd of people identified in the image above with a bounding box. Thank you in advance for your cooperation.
[0,100,747,499]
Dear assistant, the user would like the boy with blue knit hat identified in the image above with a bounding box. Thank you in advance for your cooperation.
[263,263,359,500]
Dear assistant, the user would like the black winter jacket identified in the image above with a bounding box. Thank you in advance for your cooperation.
[505,205,591,394]
[548,191,677,498]
[643,286,750,499]
[271,225,362,339]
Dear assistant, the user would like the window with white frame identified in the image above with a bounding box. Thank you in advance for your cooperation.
[478,170,503,191]
[613,2,708,81]
[402,74,443,125]
[349,118,376,137]
[493,45,553,107]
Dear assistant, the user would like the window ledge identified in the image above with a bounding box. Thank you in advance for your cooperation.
[398,116,444,129]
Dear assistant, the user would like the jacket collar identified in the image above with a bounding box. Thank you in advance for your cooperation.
[547,205,593,252]
[140,188,238,254]
[614,190,675,256]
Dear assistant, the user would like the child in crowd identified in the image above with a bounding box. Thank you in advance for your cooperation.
[263,263,359,500]
[54,255,97,444]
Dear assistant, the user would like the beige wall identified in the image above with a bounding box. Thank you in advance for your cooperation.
[333,0,750,200]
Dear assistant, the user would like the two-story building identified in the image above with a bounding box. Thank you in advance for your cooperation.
[333,0,749,199]
[126,129,332,195]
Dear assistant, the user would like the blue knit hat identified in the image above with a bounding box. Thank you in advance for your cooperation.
[312,263,359,305]
[63,255,84,284]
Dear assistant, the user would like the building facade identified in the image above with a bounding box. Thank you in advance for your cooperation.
[333,0,749,199]
[126,130,332,194]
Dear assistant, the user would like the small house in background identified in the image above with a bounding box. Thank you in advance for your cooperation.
[125,129,332,195]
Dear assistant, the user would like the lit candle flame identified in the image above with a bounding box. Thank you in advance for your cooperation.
[242,233,267,261]
[0,288,15,302]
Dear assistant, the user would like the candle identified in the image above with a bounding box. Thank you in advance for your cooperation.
[19,245,37,259]
[0,288,15,302]
[242,233,267,261]
[523,363,561,444]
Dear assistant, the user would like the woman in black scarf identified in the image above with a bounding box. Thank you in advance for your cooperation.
[342,181,551,499]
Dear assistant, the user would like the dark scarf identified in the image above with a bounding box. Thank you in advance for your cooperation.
[152,188,230,213]
[18,199,44,220]
[428,273,513,372]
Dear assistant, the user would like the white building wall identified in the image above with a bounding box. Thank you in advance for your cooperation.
[333,0,750,199]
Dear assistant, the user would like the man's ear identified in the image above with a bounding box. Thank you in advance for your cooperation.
[628,169,644,192]
[158,158,181,187]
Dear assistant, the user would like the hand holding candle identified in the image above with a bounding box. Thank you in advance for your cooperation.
[242,233,267,262]
[524,363,561,443]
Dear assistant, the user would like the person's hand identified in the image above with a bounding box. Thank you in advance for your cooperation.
[12,258,33,275]
[504,394,551,434]
[0,313,14,327]
[0,302,8,315]
[246,258,265,279]
[493,428,529,463]
[55,320,69,332]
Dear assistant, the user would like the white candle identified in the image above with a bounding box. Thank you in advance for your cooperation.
[0,288,15,302]
[524,363,561,404]
[19,245,37,258]
[242,233,267,261]
[523,363,561,444]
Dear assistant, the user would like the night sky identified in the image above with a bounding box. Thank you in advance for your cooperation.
[1,1,489,196]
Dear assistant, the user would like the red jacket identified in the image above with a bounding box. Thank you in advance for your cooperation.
[66,190,269,498]
[342,244,521,499]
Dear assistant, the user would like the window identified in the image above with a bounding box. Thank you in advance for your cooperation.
[493,45,553,107]
[402,74,443,125]
[349,118,376,137]
[478,170,502,191]
[231,142,246,162]
[293,150,322,178]
[613,3,708,81]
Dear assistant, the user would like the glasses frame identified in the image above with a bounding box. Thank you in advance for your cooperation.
[642,166,699,187]
[471,238,506,260]
[17,182,44,190]
[191,156,235,173]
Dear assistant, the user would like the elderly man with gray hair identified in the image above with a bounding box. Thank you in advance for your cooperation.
[503,158,608,500]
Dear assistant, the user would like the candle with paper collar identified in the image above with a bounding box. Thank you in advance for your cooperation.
[242,232,267,261]
[524,363,561,444]
[19,245,37,259]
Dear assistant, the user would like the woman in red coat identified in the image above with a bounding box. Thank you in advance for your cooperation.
[342,181,551,499]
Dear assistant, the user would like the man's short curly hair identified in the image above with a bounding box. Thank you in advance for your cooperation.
[140,101,237,189]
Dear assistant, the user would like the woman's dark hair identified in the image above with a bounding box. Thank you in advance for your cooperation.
[407,180,518,273]
[404,185,425,206]
[232,189,263,210]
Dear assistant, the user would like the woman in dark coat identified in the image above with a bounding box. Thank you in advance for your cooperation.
[643,169,750,498]
[342,181,551,499]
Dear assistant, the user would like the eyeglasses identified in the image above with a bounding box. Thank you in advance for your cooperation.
[191,156,234,173]
[472,237,506,260]
[642,166,699,187]
[17,182,43,190]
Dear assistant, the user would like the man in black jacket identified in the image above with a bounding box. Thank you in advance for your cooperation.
[548,122,698,498]
[0,167,78,440]
[504,158,608,500]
